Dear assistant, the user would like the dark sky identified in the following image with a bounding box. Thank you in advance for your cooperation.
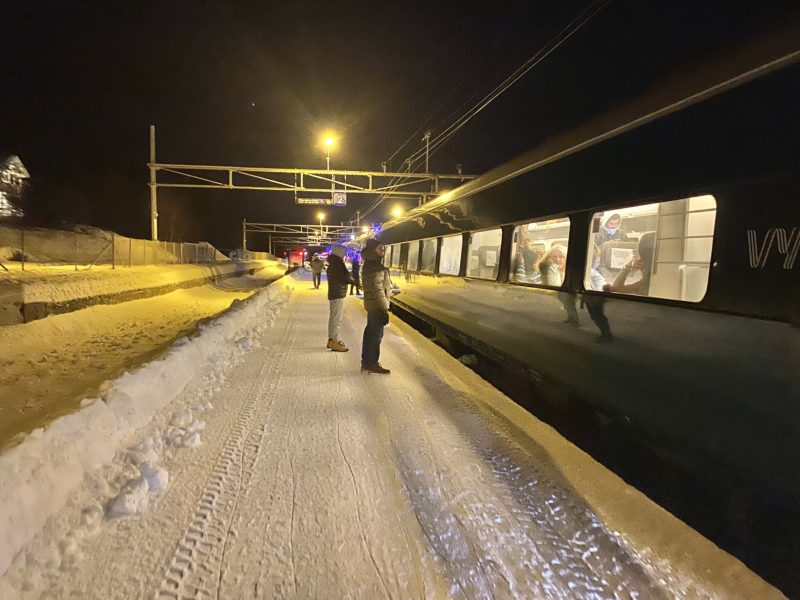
[1,0,795,249]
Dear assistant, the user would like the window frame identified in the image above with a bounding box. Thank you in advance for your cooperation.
[507,215,572,290]
[437,233,464,277]
[581,195,718,304]
[465,226,504,281]
[418,236,439,274]
[405,239,421,272]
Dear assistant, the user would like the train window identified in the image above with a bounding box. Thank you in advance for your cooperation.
[407,241,420,271]
[586,195,717,302]
[438,234,462,275]
[420,238,437,272]
[466,228,502,279]
[384,244,393,268]
[510,217,571,287]
[389,244,401,268]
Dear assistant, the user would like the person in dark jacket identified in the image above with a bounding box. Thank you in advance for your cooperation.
[360,238,394,374]
[326,246,354,352]
[349,252,362,295]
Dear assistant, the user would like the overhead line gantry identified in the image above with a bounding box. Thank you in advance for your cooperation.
[147,126,475,241]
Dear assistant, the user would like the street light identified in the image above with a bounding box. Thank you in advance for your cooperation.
[320,133,337,170]
[361,226,369,233]
[317,211,325,241]
[391,205,403,218]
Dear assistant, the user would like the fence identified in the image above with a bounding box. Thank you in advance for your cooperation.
[0,225,228,271]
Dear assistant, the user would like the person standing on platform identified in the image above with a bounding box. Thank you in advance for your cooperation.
[349,251,362,296]
[360,238,393,374]
[325,246,354,352]
[310,253,324,289]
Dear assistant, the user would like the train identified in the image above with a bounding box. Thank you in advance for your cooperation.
[376,28,800,519]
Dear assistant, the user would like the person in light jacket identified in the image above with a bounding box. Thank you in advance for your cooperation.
[360,238,394,374]
[310,253,324,289]
[326,246,355,352]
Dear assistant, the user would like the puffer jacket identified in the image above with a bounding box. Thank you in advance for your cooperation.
[361,248,392,311]
[326,253,354,300]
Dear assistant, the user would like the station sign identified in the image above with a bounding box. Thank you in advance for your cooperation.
[294,192,347,206]
[295,192,347,206]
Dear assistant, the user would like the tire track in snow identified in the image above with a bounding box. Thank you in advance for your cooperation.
[155,292,295,600]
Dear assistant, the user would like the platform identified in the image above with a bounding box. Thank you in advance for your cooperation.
[0,271,781,599]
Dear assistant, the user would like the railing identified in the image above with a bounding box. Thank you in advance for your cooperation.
[0,225,228,272]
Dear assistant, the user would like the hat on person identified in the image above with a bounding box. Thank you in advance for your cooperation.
[331,245,346,258]
[363,238,382,251]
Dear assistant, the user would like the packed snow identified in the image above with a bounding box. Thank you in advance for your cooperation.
[0,271,783,598]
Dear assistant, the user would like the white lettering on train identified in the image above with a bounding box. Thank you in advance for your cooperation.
[746,227,799,269]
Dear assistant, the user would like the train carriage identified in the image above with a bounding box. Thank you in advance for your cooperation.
[377,32,800,512]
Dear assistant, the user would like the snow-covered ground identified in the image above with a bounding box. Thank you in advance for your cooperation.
[0,264,285,448]
[0,271,782,599]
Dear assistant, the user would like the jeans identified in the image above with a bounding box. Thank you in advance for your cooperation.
[328,298,344,341]
[312,272,321,288]
[557,291,579,323]
[361,309,386,367]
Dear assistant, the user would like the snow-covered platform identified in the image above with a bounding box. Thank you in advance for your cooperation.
[0,271,782,598]
[0,259,286,325]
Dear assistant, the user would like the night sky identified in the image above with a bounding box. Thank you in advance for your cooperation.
[2,0,795,250]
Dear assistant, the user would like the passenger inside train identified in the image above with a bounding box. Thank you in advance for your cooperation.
[585,195,717,302]
[509,217,570,285]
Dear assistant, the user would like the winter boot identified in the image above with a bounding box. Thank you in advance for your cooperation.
[361,363,390,374]
[330,340,349,352]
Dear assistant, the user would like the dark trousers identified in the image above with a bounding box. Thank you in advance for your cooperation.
[361,309,385,367]
[312,272,321,288]
[349,283,361,295]
[585,296,612,339]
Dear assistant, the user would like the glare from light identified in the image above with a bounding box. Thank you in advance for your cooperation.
[319,131,338,150]
[361,226,369,233]
[317,212,325,221]
[349,234,356,240]
[391,206,403,218]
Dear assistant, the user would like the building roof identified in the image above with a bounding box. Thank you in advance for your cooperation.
[0,155,30,179]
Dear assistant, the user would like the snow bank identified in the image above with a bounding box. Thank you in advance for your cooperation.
[0,273,298,578]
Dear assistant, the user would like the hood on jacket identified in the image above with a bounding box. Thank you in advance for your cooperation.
[361,247,382,263]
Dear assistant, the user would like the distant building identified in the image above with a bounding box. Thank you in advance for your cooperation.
[0,155,29,218]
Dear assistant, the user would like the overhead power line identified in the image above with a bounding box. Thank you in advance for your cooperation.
[356,0,611,224]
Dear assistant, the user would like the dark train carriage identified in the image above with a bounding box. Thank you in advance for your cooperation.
[377,37,800,510]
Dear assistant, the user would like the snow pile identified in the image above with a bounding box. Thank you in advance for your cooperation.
[0,273,297,579]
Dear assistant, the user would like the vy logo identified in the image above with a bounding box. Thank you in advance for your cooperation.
[746,227,799,269]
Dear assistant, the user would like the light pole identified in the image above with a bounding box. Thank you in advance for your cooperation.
[322,134,336,196]
[317,211,325,243]
[324,137,333,170]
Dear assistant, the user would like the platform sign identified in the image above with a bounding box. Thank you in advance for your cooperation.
[295,193,347,206]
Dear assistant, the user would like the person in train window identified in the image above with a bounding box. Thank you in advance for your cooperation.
[538,245,567,286]
[522,239,542,283]
[361,238,394,374]
[595,213,629,246]
[603,232,656,296]
[539,245,580,325]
